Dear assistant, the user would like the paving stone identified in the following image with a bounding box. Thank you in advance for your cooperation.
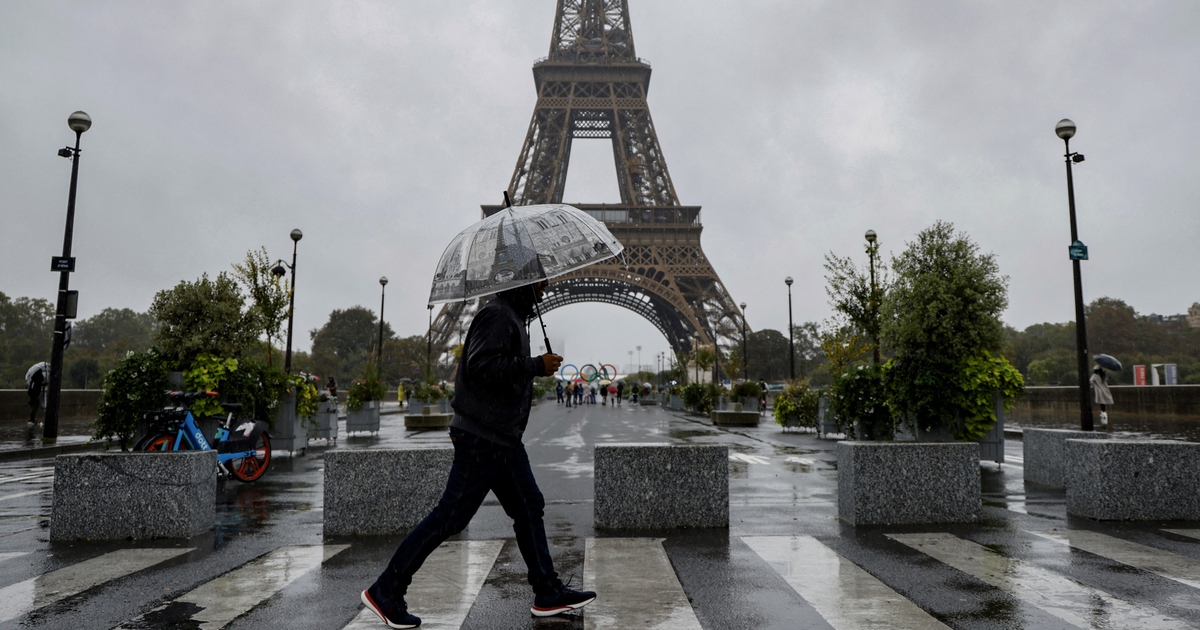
[1065,439,1200,520]
[594,443,728,529]
[323,448,452,535]
[50,451,216,540]
[837,441,980,525]
[1023,428,1108,487]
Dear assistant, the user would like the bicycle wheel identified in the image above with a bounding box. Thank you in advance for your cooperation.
[226,432,270,483]
[142,432,185,452]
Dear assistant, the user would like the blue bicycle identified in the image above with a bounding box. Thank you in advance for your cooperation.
[136,391,272,483]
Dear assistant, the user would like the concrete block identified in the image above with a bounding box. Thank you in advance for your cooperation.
[405,408,452,429]
[313,400,338,441]
[837,441,980,525]
[594,443,728,529]
[1065,439,1200,521]
[711,410,760,426]
[1023,428,1108,487]
[51,451,216,540]
[273,390,308,454]
[323,448,453,535]
[346,401,380,434]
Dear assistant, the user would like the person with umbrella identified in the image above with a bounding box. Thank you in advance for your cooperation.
[1091,354,1121,427]
[361,202,620,628]
[25,362,49,425]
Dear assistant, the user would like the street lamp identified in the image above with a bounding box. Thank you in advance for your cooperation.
[377,276,388,365]
[283,229,302,373]
[739,302,748,381]
[43,111,92,443]
[628,350,633,375]
[426,304,434,380]
[1057,118,1093,431]
[865,229,881,365]
[785,276,795,382]
[637,345,642,374]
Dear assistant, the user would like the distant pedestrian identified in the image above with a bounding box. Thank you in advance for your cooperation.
[600,385,608,406]
[25,362,48,425]
[556,382,564,405]
[565,382,574,408]
[1091,366,1113,426]
[326,376,338,399]
[615,381,624,406]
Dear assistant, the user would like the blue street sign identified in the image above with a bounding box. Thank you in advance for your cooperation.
[1069,240,1088,261]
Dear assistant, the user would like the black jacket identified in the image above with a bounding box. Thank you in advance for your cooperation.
[450,295,545,447]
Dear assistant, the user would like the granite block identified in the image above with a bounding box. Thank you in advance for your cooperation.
[1065,439,1200,520]
[345,401,380,434]
[51,451,216,540]
[323,448,453,535]
[837,441,980,525]
[273,390,308,454]
[594,444,728,529]
[1023,428,1108,487]
[711,410,760,426]
[405,413,452,429]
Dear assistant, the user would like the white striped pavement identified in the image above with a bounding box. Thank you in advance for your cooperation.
[0,547,192,623]
[744,535,949,629]
[0,551,30,564]
[343,540,502,630]
[583,537,701,630]
[0,489,48,502]
[1163,529,1200,542]
[118,544,346,630]
[1033,529,1200,590]
[889,532,1191,629]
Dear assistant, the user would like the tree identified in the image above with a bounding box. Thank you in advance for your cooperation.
[1086,297,1138,357]
[68,357,101,389]
[74,308,155,355]
[232,247,290,364]
[824,240,888,363]
[693,345,715,381]
[149,273,258,367]
[380,335,428,384]
[0,292,55,388]
[882,221,1017,435]
[309,307,395,385]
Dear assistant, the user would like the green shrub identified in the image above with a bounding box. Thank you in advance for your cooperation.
[347,363,387,412]
[731,381,762,400]
[832,363,892,440]
[773,382,819,429]
[93,350,170,450]
[411,380,451,404]
[220,358,288,426]
[183,355,239,417]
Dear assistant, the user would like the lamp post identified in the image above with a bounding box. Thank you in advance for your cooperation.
[739,302,748,381]
[785,276,795,382]
[1057,118,1093,431]
[636,345,642,375]
[377,276,388,366]
[43,111,91,443]
[426,304,434,380]
[865,229,881,365]
[283,229,302,374]
[628,350,633,375]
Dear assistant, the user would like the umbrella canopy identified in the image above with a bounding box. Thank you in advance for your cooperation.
[428,204,624,305]
[1093,354,1122,371]
[25,362,49,384]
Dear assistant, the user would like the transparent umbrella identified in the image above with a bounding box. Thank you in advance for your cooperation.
[428,201,624,353]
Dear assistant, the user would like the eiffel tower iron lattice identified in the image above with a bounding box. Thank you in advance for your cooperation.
[429,0,745,373]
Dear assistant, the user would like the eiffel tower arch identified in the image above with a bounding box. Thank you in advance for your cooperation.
[430,0,745,367]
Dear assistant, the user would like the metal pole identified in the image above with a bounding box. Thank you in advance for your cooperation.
[284,238,298,373]
[869,244,880,365]
[787,284,795,381]
[377,284,386,366]
[741,304,748,380]
[43,130,83,443]
[1064,136,1093,430]
[426,305,433,379]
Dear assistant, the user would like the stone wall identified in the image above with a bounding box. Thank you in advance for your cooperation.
[0,389,102,422]
[1010,385,1200,440]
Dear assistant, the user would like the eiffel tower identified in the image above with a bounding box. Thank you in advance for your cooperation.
[430,0,744,365]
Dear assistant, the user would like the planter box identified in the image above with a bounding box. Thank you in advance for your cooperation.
[740,396,761,413]
[407,398,451,416]
[51,451,216,540]
[273,390,308,455]
[1023,428,1108,487]
[1065,439,1200,520]
[324,448,453,535]
[817,396,839,438]
[313,400,338,442]
[978,393,1005,464]
[639,397,658,406]
[345,401,380,434]
[405,405,452,429]
[594,444,728,529]
[711,403,760,426]
[669,395,683,410]
[837,441,980,525]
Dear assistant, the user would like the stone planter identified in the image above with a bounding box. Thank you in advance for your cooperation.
[817,396,839,438]
[346,400,381,434]
[405,404,452,429]
[594,444,728,529]
[272,390,308,455]
[837,441,980,525]
[1023,428,1108,487]
[978,392,1005,464]
[1065,439,1200,520]
[313,400,338,442]
[739,396,760,413]
[407,398,451,416]
[52,451,216,540]
[669,395,683,410]
[712,403,760,426]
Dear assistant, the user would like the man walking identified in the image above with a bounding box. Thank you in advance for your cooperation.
[361,281,596,628]
[25,362,48,425]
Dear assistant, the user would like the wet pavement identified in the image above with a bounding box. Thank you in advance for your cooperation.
[2,401,1200,628]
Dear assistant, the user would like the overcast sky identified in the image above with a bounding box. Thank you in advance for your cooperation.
[3,1,1198,371]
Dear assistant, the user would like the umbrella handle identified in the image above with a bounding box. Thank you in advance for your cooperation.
[534,298,552,355]
[503,190,513,208]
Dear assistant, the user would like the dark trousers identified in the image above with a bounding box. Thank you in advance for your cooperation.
[27,386,42,423]
[372,428,560,603]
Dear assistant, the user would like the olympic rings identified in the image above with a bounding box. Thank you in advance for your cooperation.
[580,364,598,382]
[557,362,629,383]
[559,363,579,382]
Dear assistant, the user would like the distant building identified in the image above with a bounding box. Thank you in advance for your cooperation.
[1148,313,1187,325]
[1190,303,1200,328]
